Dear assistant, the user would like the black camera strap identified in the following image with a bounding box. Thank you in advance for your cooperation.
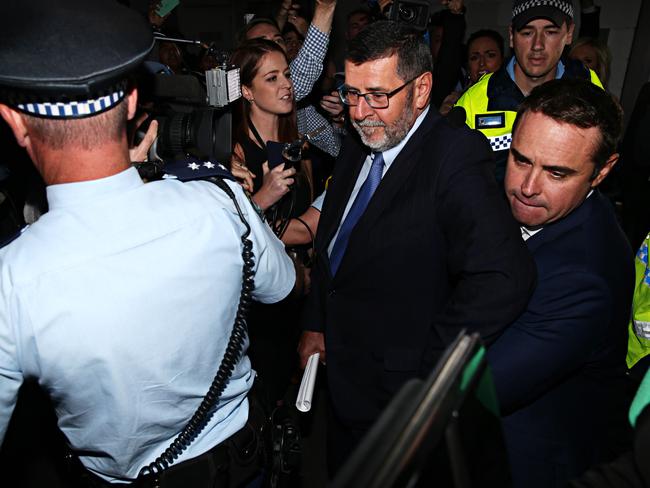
[137,176,256,484]
[247,115,267,151]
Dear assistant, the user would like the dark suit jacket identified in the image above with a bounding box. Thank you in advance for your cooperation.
[302,108,536,433]
[487,191,636,488]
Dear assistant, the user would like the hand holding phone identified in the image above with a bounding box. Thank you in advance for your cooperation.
[254,162,297,210]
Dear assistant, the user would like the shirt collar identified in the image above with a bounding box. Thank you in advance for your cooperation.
[506,57,565,85]
[520,225,543,241]
[47,167,144,209]
[381,105,430,170]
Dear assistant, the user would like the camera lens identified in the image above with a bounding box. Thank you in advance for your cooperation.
[154,108,232,163]
[398,5,416,22]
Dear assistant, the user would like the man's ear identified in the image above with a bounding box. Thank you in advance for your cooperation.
[591,153,618,188]
[565,21,575,45]
[0,104,30,148]
[126,87,139,121]
[509,25,514,49]
[415,71,433,110]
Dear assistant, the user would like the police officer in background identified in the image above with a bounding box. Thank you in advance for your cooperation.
[0,1,295,486]
[456,0,602,183]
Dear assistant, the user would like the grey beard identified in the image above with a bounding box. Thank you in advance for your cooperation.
[352,103,415,153]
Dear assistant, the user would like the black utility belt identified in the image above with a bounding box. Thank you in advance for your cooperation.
[72,421,261,488]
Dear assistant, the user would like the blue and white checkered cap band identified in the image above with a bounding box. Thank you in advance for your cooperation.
[16,90,126,118]
[488,134,512,151]
[512,0,574,19]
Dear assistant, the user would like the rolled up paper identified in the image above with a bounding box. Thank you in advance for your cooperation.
[296,353,320,412]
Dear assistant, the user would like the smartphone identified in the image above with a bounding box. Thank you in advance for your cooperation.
[156,0,180,18]
[266,141,287,169]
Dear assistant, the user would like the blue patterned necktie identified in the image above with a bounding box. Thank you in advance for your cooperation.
[330,152,385,275]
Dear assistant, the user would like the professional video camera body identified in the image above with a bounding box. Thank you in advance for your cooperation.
[138,41,314,181]
[138,46,241,168]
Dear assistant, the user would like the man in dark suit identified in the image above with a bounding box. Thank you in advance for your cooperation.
[487,79,636,488]
[298,20,536,473]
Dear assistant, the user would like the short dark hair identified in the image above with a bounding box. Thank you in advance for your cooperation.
[345,21,432,82]
[24,99,128,150]
[347,8,370,22]
[237,17,280,44]
[513,79,622,175]
[282,21,304,41]
[467,29,505,58]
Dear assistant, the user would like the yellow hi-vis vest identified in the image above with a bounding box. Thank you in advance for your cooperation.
[456,68,602,145]
[627,233,650,369]
[455,63,602,181]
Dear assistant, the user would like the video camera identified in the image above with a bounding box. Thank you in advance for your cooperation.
[137,40,241,167]
[369,0,434,31]
[137,37,322,182]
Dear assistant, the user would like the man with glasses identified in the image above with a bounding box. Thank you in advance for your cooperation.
[298,20,536,475]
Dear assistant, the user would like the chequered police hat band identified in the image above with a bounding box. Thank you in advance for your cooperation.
[512,0,574,19]
[16,90,126,119]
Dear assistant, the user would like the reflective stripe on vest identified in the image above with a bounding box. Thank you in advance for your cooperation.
[634,320,650,340]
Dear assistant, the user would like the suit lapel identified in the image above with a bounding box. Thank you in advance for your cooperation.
[332,109,440,278]
[316,141,367,253]
[351,109,439,237]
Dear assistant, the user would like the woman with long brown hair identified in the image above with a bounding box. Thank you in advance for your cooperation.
[230,39,313,227]
[229,39,314,410]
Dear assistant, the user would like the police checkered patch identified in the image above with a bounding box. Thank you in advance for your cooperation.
[487,134,512,151]
[512,0,574,19]
[16,90,126,119]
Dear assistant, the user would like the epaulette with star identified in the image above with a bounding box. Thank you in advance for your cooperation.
[162,157,236,182]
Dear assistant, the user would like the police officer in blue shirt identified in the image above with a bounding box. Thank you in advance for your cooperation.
[0,1,295,486]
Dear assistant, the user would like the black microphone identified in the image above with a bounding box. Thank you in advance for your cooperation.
[447,106,467,128]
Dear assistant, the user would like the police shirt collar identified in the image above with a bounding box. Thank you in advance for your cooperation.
[506,56,565,85]
[47,167,144,210]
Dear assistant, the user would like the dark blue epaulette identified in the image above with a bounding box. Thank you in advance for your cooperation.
[0,226,26,249]
[162,157,236,182]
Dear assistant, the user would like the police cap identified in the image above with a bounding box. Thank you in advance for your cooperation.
[512,0,574,31]
[0,0,154,119]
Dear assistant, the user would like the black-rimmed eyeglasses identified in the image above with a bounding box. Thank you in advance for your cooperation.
[337,74,421,109]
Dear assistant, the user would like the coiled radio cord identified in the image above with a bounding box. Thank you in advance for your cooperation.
[138,177,256,483]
